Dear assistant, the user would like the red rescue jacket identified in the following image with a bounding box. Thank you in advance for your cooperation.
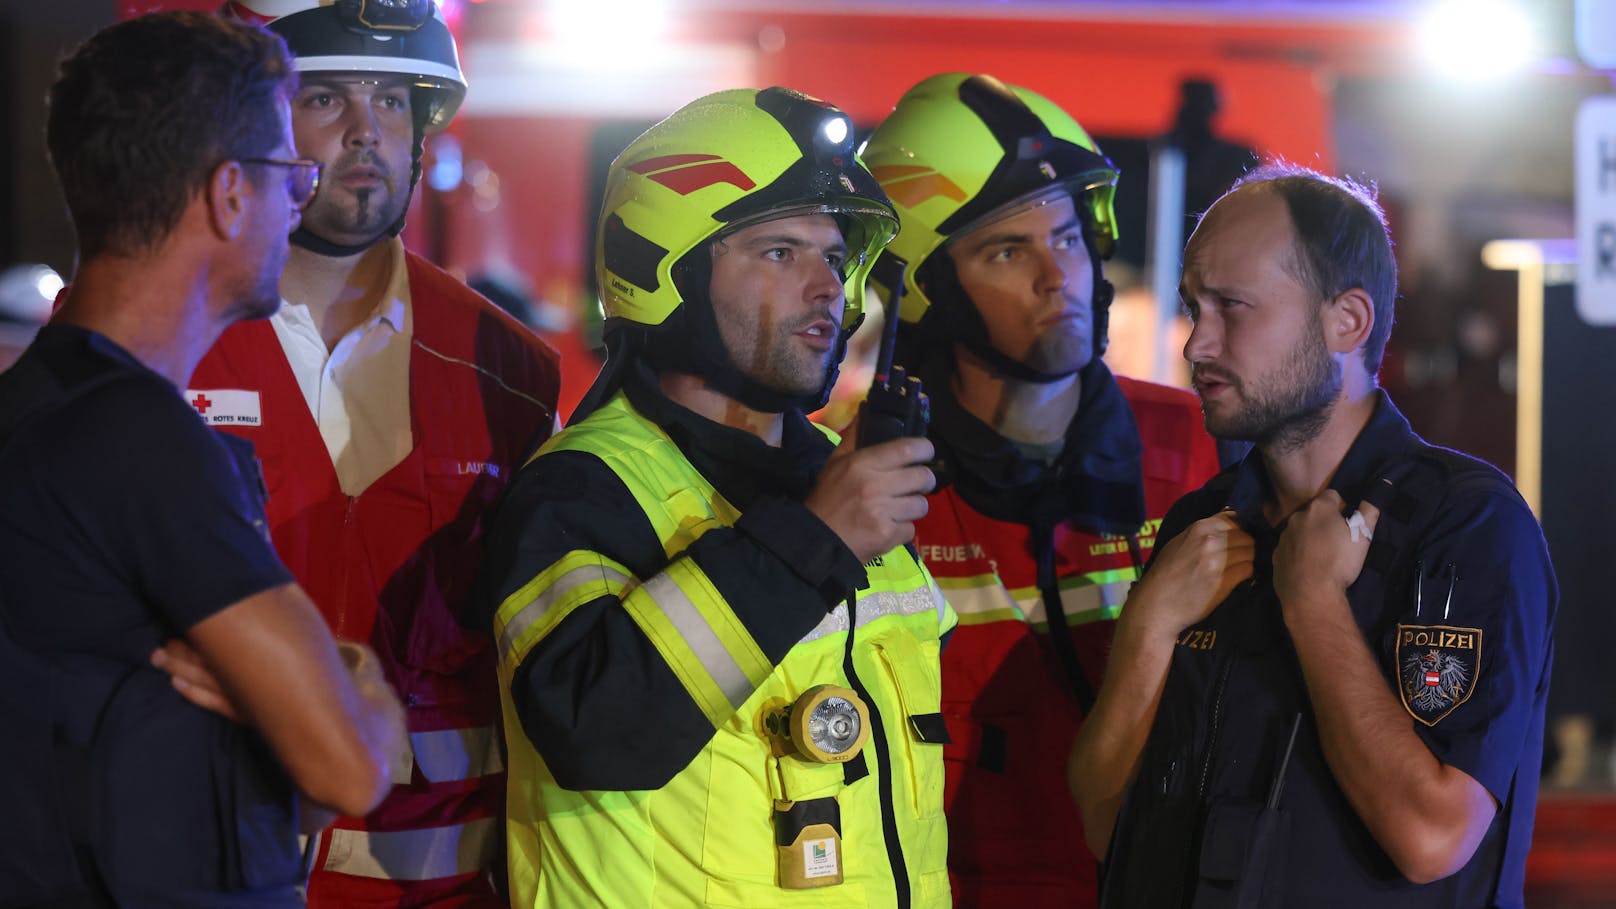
[190,252,559,908]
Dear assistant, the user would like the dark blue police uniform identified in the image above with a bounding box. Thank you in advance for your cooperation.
[1101,391,1556,909]
[0,325,302,908]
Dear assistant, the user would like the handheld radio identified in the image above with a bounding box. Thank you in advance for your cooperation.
[855,260,928,447]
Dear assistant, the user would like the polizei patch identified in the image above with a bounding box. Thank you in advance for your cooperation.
[1396,624,1482,726]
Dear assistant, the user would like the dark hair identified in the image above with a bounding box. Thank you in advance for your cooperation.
[1226,162,1398,374]
[45,11,297,259]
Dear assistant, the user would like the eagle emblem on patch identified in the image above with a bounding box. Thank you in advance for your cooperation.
[1396,624,1482,726]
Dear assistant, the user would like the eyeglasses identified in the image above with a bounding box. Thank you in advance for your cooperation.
[240,157,323,212]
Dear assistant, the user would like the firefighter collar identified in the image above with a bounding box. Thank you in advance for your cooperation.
[622,364,831,504]
[924,353,1144,535]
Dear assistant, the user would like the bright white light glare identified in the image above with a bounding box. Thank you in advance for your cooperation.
[0,264,60,323]
[548,0,670,53]
[34,267,64,301]
[822,117,848,146]
[1418,0,1536,81]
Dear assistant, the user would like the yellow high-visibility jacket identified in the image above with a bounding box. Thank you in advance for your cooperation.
[480,389,955,908]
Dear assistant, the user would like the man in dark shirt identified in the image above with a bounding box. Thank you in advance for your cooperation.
[0,13,404,907]
[1071,164,1555,908]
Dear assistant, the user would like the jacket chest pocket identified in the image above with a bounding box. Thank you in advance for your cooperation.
[871,634,947,821]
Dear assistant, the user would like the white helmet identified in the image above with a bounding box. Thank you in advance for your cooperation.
[224,0,466,132]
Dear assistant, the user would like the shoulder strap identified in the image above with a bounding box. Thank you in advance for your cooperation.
[1358,441,1451,584]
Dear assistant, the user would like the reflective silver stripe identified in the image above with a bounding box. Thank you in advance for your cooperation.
[321,818,497,881]
[642,572,754,710]
[498,563,633,662]
[411,725,504,783]
[798,586,943,644]
[856,586,941,624]
[800,603,849,644]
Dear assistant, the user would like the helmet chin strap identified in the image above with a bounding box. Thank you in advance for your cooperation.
[290,226,382,258]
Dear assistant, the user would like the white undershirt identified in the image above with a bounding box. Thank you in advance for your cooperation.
[270,237,414,496]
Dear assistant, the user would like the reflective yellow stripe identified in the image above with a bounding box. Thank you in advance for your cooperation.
[626,572,731,726]
[623,559,756,721]
[940,567,1137,627]
[321,817,497,880]
[933,574,1024,625]
[494,550,634,670]
[625,559,767,727]
[669,554,773,692]
[1023,576,1133,626]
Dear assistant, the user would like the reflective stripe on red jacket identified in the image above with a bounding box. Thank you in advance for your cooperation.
[191,252,559,908]
[919,373,1220,909]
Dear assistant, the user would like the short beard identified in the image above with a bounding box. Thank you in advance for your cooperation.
[221,250,286,323]
[1207,315,1342,455]
[222,280,282,324]
[306,188,401,245]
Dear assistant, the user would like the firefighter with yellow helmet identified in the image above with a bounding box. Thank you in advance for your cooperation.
[862,74,1221,907]
[471,87,955,907]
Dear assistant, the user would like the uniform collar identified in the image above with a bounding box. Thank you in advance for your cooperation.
[368,236,411,334]
[1225,388,1418,529]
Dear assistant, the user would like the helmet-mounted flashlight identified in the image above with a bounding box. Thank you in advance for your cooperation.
[821,116,849,146]
[767,686,871,763]
[338,0,431,32]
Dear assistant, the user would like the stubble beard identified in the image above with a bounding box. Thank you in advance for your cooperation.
[721,315,834,399]
[224,243,287,323]
[761,327,834,397]
[1204,320,1342,455]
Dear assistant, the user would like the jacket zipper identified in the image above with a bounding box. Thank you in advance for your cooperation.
[336,494,358,637]
[839,590,912,907]
[1196,657,1234,802]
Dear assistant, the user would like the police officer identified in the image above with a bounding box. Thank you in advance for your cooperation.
[471,88,953,907]
[861,73,1220,907]
[1071,164,1556,908]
